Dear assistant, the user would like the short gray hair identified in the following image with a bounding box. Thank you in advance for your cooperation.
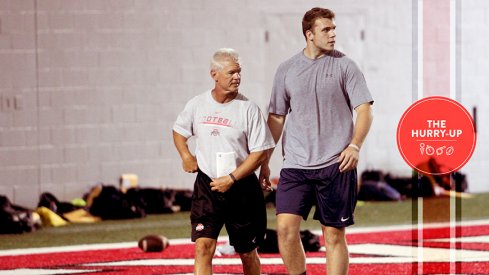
[210,48,240,71]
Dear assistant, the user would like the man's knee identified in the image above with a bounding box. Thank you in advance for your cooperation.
[277,215,302,241]
[239,249,258,263]
[277,224,300,243]
[195,239,216,258]
[323,227,346,246]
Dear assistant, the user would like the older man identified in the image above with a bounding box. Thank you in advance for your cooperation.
[173,48,275,275]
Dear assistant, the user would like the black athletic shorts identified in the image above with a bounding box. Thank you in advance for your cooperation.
[190,170,266,253]
[275,162,357,228]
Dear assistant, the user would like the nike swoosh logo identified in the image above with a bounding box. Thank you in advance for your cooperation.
[341,217,350,222]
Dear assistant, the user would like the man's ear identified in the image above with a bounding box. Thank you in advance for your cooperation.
[305,29,314,41]
[210,70,218,81]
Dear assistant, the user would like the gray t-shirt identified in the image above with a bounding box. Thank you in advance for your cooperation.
[269,50,373,169]
[174,91,275,178]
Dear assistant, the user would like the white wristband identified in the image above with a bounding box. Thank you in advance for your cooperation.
[348,144,360,151]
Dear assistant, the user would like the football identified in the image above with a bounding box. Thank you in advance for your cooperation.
[138,235,169,252]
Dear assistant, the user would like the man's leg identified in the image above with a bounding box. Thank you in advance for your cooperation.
[239,248,261,275]
[194,237,217,275]
[322,226,349,275]
[277,213,306,275]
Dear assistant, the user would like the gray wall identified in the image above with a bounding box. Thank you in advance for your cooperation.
[0,0,487,207]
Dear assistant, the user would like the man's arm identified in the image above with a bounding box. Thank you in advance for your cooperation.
[173,130,198,173]
[267,113,287,145]
[213,113,286,193]
[210,150,267,193]
[258,113,286,188]
[338,103,373,172]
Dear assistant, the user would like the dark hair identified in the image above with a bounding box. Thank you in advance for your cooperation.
[302,7,335,39]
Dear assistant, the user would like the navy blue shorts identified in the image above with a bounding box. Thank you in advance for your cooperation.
[275,163,357,228]
[190,170,266,253]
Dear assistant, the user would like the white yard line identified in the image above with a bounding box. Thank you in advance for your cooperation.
[1,219,488,257]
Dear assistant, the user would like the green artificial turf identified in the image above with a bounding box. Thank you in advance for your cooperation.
[1,193,488,250]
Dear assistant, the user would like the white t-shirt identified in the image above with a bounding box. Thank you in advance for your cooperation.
[174,91,275,179]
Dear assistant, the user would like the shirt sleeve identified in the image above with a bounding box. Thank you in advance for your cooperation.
[173,98,196,138]
[268,63,290,116]
[344,60,374,108]
[247,104,276,153]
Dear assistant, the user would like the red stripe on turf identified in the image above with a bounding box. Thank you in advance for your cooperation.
[1,223,489,274]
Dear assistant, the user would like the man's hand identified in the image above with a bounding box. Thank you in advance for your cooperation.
[338,103,373,172]
[210,175,234,193]
[182,154,198,173]
[259,164,273,191]
[338,146,359,172]
[173,131,198,173]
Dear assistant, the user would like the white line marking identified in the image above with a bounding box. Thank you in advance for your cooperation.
[1,219,489,256]
[0,269,97,275]
[431,235,489,243]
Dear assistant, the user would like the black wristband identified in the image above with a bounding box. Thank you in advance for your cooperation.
[229,173,237,183]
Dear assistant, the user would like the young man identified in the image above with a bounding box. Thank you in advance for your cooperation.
[260,8,374,275]
[173,48,275,275]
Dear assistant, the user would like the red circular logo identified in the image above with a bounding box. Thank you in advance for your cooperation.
[397,96,476,175]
